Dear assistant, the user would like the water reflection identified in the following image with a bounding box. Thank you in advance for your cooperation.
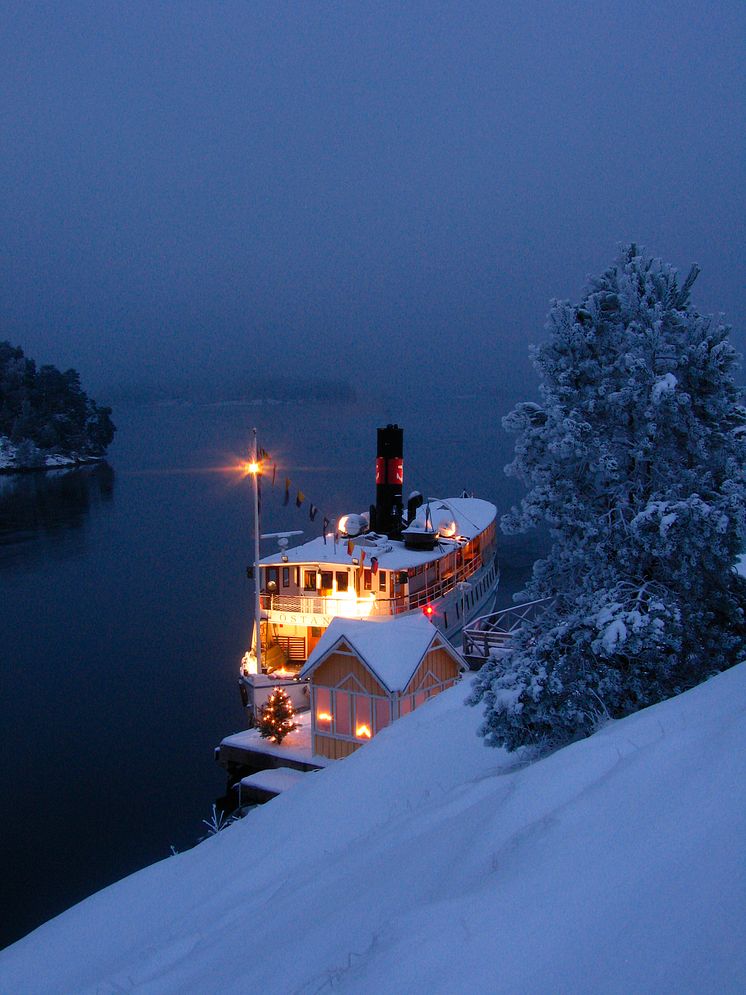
[0,464,115,565]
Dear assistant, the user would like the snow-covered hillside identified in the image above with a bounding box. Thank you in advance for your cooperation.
[2,665,745,993]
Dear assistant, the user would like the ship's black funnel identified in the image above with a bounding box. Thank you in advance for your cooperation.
[374,424,404,538]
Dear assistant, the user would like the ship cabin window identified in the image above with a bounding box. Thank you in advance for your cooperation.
[363,569,372,591]
[266,567,279,589]
[294,567,300,586]
[303,569,317,592]
[379,570,387,592]
[282,567,290,588]
[335,571,349,593]
[320,571,333,595]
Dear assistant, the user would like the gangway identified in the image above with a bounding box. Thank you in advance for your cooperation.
[462,598,552,668]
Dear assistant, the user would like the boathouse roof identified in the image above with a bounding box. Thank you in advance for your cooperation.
[299,615,464,693]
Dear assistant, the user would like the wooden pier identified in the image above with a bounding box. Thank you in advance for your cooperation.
[215,712,328,782]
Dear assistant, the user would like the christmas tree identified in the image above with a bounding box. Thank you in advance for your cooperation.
[256,686,299,743]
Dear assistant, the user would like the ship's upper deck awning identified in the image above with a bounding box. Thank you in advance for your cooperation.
[258,497,496,571]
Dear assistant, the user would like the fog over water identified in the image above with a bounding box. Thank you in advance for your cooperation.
[0,2,743,399]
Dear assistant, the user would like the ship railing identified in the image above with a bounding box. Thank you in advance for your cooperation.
[462,598,553,664]
[260,593,407,618]
[408,555,484,609]
[260,553,492,619]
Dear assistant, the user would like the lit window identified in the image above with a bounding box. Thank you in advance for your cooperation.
[304,570,317,592]
[315,688,332,728]
[335,690,352,736]
[336,571,349,592]
[354,695,372,739]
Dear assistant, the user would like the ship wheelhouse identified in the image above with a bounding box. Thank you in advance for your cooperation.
[253,497,498,674]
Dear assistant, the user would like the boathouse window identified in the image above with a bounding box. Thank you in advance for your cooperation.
[375,698,390,731]
[335,691,352,736]
[363,569,372,591]
[282,567,290,588]
[320,571,333,595]
[304,570,317,592]
[379,570,387,591]
[335,571,348,592]
[353,695,372,739]
[315,687,332,728]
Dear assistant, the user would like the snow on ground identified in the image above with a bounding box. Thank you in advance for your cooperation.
[0,434,100,472]
[239,767,308,794]
[2,666,745,994]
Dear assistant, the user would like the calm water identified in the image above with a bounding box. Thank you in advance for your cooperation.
[0,392,542,948]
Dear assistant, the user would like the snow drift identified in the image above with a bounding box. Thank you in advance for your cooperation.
[2,665,745,993]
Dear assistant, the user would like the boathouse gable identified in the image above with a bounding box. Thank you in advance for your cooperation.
[302,617,464,760]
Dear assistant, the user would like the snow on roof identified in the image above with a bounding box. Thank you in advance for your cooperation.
[300,614,461,692]
[259,496,496,570]
[239,768,308,795]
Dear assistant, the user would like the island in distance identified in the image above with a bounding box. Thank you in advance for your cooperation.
[0,341,115,473]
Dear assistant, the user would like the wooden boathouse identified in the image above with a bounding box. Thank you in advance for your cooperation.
[300,615,465,760]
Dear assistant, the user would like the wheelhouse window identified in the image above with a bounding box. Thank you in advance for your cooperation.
[335,571,349,592]
[320,571,333,595]
[363,569,372,591]
[282,567,290,588]
[379,570,387,591]
[265,566,279,588]
[304,569,317,592]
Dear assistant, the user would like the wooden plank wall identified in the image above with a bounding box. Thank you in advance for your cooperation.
[408,646,461,692]
[314,651,387,695]
[313,733,360,760]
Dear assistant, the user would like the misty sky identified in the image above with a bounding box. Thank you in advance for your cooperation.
[1,1,743,397]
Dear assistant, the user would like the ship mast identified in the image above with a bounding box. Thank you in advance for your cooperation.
[249,427,262,673]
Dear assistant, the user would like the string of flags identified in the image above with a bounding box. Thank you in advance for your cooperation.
[255,445,334,546]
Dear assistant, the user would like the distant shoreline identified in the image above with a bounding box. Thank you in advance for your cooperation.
[0,438,106,475]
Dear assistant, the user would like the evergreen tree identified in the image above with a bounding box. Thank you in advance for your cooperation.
[470,245,746,751]
[256,687,299,743]
[0,341,115,459]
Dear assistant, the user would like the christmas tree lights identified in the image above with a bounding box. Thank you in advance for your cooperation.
[256,686,299,744]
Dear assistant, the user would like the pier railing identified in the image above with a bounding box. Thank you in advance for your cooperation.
[462,598,552,665]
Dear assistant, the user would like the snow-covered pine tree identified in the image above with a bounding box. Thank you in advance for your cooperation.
[470,245,746,751]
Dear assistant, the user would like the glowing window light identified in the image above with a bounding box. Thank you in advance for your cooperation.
[317,711,333,723]
[355,724,372,739]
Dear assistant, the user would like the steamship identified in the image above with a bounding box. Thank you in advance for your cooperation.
[239,424,499,718]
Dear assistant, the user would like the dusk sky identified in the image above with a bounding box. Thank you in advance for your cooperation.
[1,1,743,397]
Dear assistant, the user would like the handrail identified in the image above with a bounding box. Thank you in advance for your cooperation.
[462,598,552,660]
[260,552,495,618]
